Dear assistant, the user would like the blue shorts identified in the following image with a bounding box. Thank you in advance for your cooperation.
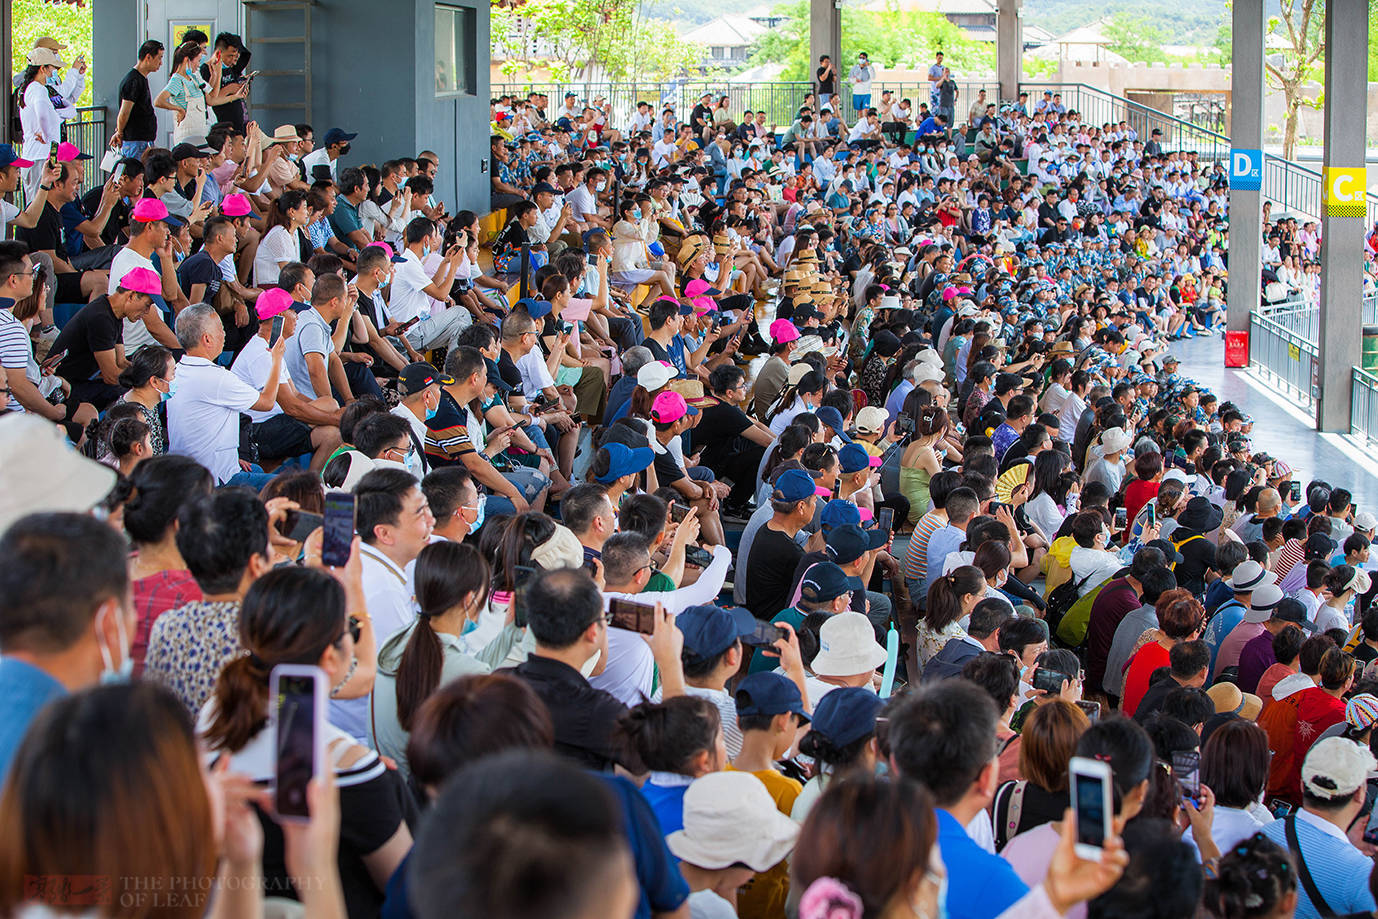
[853,94,871,111]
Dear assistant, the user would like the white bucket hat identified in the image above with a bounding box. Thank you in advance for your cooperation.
[911,363,945,385]
[915,347,942,367]
[1099,426,1132,454]
[811,611,888,677]
[1225,560,1271,592]
[0,415,116,533]
[666,772,799,871]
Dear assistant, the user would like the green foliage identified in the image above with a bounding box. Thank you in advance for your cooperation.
[1103,12,1168,63]
[1023,0,1225,45]
[11,0,93,107]
[492,0,701,82]
[746,0,993,79]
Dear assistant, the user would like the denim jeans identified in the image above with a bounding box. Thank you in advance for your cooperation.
[121,140,153,159]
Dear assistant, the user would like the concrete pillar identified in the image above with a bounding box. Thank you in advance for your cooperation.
[1316,0,1370,432]
[809,0,841,98]
[997,0,1020,102]
[1225,0,1264,337]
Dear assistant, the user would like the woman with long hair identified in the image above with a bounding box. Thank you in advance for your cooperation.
[0,682,346,919]
[619,695,725,834]
[253,188,311,286]
[899,404,948,524]
[916,565,985,666]
[1024,450,1075,541]
[992,700,1091,849]
[116,345,175,455]
[16,52,61,199]
[370,541,523,781]
[200,566,414,917]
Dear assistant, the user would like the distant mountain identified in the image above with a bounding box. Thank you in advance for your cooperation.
[1022,0,1227,44]
[641,0,754,25]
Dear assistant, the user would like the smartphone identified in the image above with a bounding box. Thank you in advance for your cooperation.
[1032,667,1069,694]
[877,507,894,532]
[988,500,1003,515]
[587,252,598,266]
[268,314,285,347]
[1144,502,1156,530]
[684,545,713,568]
[39,348,66,373]
[397,315,422,332]
[608,597,657,634]
[670,502,690,523]
[1290,481,1302,502]
[742,620,787,648]
[1070,756,1114,859]
[282,509,323,543]
[1075,700,1102,722]
[1266,797,1295,819]
[270,664,327,822]
[1362,804,1378,846]
[1171,749,1201,806]
[47,140,59,169]
[320,491,356,568]
[1114,506,1128,530]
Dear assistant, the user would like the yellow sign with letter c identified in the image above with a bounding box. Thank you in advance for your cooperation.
[1325,167,1367,217]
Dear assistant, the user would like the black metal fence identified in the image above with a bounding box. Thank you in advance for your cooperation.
[9,106,108,209]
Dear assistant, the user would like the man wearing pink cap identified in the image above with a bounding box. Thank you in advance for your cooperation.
[49,267,160,410]
[648,390,727,546]
[107,196,185,356]
[167,302,287,485]
[230,287,342,472]
[750,318,801,417]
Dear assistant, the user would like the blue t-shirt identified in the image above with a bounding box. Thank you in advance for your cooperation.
[0,656,66,780]
[937,809,1028,919]
[1202,598,1246,672]
[639,779,690,837]
[1260,815,1377,919]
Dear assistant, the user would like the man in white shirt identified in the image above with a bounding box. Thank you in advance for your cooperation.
[390,360,447,478]
[299,127,354,182]
[388,217,469,352]
[167,303,285,484]
[594,529,732,706]
[230,288,341,472]
[565,168,608,230]
[356,465,436,642]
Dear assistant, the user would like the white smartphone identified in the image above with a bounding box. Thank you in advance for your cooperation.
[1070,755,1114,860]
[270,663,328,822]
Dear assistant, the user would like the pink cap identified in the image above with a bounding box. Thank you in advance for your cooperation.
[769,318,800,344]
[365,242,395,260]
[131,198,170,222]
[858,507,874,522]
[55,141,89,163]
[650,391,698,424]
[941,286,958,302]
[684,278,715,298]
[256,288,294,320]
[117,267,162,296]
[220,193,252,217]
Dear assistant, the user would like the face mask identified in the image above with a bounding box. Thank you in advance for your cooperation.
[96,604,133,685]
[422,245,432,258]
[461,617,479,637]
[424,400,439,421]
[632,208,642,220]
[159,377,177,403]
[596,180,607,192]
[339,143,352,156]
[402,449,419,475]
[469,493,487,533]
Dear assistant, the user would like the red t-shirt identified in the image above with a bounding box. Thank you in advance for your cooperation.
[1121,641,1170,716]
[1123,479,1160,530]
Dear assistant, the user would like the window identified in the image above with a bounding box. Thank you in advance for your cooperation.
[435,4,477,96]
[711,46,725,59]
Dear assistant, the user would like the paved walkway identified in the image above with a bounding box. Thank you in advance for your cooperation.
[1173,336,1378,510]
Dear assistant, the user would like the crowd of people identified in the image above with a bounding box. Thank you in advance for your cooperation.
[5,29,1378,919]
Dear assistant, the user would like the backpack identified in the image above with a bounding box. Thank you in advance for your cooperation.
[1044,570,1095,640]
[1056,579,1108,648]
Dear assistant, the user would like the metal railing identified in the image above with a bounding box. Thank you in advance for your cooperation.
[491,80,999,134]
[1251,295,1378,346]
[1249,306,1319,408]
[10,106,109,209]
[1352,367,1378,445]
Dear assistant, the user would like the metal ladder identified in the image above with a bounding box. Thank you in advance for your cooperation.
[242,0,314,123]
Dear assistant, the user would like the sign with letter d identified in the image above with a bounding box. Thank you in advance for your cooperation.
[1230,148,1262,191]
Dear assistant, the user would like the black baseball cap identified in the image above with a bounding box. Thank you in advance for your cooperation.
[399,362,454,395]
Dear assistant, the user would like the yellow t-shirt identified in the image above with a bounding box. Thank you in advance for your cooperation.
[728,764,802,919]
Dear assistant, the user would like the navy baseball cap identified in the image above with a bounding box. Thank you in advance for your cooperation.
[515,297,553,319]
[483,357,513,395]
[594,442,654,485]
[677,604,758,659]
[838,442,880,474]
[825,524,887,565]
[772,468,830,503]
[323,127,358,146]
[820,498,861,530]
[815,406,852,443]
[809,686,883,747]
[799,561,861,604]
[0,144,34,168]
[735,672,810,723]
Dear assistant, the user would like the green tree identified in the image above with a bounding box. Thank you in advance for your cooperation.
[1104,12,1168,63]
[11,0,94,106]
[492,0,701,82]
[1264,0,1324,160]
[747,0,992,80]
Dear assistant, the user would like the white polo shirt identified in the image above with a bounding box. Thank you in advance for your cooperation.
[387,249,434,325]
[359,543,417,643]
[230,335,293,423]
[167,354,261,483]
[300,146,335,181]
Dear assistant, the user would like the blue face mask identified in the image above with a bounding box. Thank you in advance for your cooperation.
[461,616,479,637]
[424,399,438,421]
[632,208,642,220]
[468,493,487,533]
[159,377,177,403]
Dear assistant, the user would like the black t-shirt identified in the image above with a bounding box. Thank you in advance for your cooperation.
[691,398,752,469]
[816,65,835,95]
[52,296,121,383]
[16,202,67,263]
[744,526,806,621]
[497,348,526,390]
[177,250,222,304]
[690,103,712,130]
[1355,642,1378,665]
[79,187,134,248]
[652,444,685,486]
[118,69,157,142]
[200,50,252,131]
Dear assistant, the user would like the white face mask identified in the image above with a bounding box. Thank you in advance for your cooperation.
[96,604,133,684]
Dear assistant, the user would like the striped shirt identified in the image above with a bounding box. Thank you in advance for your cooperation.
[904,510,946,592]
[1260,811,1376,919]
[0,306,30,412]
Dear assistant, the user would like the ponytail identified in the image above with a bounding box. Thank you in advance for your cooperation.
[923,565,984,631]
[396,616,446,733]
